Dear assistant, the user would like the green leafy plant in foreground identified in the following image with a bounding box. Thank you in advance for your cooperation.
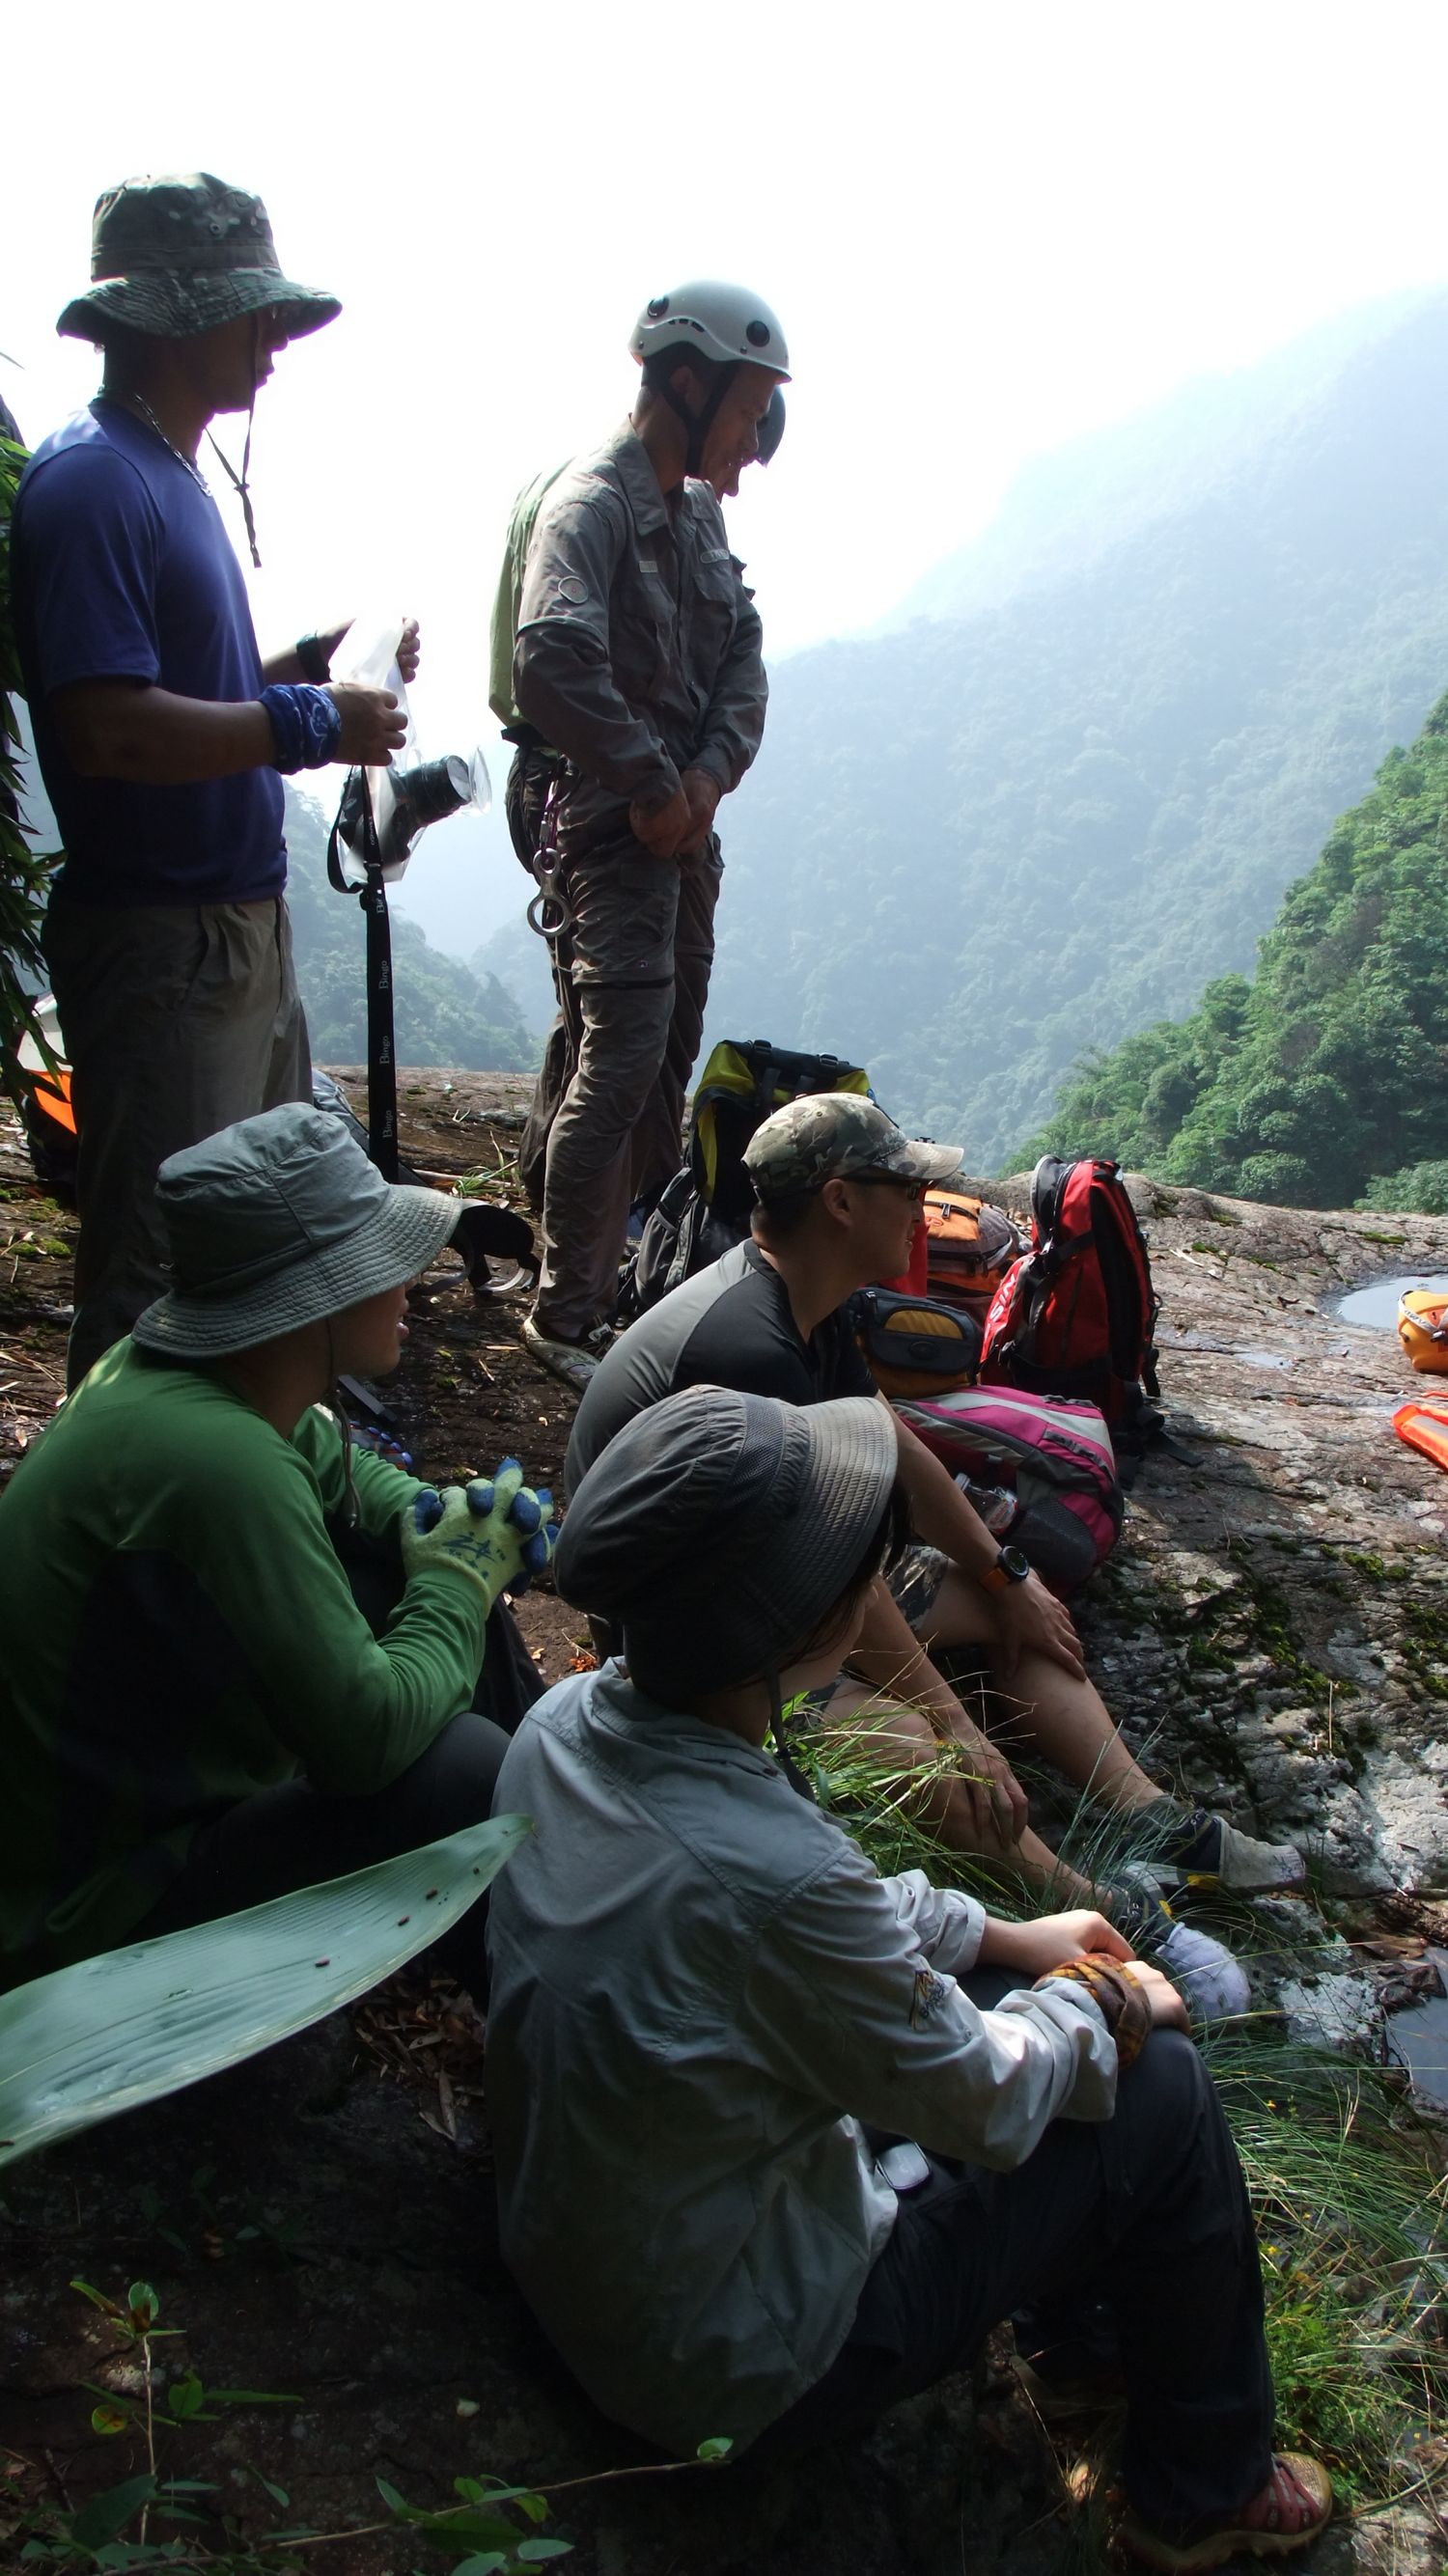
[3,2280,733,2572]
[0,1814,531,2169]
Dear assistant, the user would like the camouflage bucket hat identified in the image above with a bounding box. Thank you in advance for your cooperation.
[743,1094,963,1202]
[57,172,341,346]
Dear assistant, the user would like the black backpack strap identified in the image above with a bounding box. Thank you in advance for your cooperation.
[325,779,355,893]
[328,771,398,1181]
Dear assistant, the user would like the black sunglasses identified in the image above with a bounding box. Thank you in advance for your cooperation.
[848,1172,927,1204]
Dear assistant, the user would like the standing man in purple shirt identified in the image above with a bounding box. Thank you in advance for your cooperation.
[12,171,412,1388]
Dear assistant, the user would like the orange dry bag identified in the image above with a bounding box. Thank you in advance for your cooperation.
[1398,1289,1448,1373]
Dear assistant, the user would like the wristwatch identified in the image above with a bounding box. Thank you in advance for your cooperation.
[979,1544,1031,1593]
[295,632,332,683]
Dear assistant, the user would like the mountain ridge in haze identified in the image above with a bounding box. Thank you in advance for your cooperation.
[703,288,1448,1165]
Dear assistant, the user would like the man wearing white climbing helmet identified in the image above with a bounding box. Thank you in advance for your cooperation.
[511,281,788,1392]
[626,279,790,483]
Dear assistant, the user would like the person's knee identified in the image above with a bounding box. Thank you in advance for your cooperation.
[1116,2028,1214,2161]
[569,988,674,1112]
[389,1712,510,1836]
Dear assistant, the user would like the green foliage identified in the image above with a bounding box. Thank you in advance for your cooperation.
[0,431,60,1106]
[1024,696,1448,1206]
[283,789,539,1073]
[1204,2037,1448,2500]
[4,2280,731,2572]
[1364,1158,1448,1213]
[709,294,1448,1167]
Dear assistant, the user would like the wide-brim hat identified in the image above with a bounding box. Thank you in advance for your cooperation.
[555,1385,900,1697]
[58,172,340,346]
[132,1104,459,1360]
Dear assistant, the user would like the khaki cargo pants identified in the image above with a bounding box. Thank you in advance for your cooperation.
[43,896,310,1388]
[532,834,723,1343]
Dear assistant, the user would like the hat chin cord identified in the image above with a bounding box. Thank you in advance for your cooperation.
[206,313,265,568]
[323,1318,360,1531]
[207,404,261,567]
[766,1668,817,1805]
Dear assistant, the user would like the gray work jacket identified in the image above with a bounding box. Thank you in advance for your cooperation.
[513,424,766,853]
[485,1666,1117,2457]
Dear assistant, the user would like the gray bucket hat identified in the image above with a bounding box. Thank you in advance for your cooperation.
[58,173,341,346]
[132,1105,459,1360]
[743,1094,962,1203]
[554,1385,899,1697]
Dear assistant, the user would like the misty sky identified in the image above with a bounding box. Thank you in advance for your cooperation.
[10,0,1448,959]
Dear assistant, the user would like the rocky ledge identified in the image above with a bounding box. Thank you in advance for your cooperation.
[2,1085,1446,2574]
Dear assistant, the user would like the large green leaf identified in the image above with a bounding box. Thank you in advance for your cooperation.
[0,1814,530,2166]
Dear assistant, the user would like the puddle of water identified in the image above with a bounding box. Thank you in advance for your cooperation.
[1386,1947,1448,2109]
[1335,1273,1448,1330]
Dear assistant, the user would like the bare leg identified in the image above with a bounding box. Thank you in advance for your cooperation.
[818,1680,1098,1903]
[916,1570,1165,1815]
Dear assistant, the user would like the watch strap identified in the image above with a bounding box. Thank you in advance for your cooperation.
[980,1547,1027,1593]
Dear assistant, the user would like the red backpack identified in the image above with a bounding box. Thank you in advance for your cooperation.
[979,1156,1164,1452]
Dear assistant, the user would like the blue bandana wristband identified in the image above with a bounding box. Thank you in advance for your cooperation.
[262,682,343,773]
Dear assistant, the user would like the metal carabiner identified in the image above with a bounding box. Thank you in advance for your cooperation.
[526,780,576,941]
[526,865,575,941]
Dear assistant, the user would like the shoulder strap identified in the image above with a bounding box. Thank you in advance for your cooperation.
[326,772,398,1180]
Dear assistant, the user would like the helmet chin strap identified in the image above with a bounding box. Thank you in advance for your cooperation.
[660,359,737,480]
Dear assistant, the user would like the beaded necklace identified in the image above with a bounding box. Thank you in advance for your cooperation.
[101,389,211,494]
[98,389,262,567]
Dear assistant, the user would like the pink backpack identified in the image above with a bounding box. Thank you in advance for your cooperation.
[893,1385,1123,1597]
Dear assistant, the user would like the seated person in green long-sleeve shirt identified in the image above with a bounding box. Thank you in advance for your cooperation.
[0,1102,555,1995]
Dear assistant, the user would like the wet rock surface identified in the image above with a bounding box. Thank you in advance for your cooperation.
[3,1091,1446,2570]
[1008,1173,1448,1906]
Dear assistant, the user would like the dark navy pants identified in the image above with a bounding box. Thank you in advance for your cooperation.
[758,1969,1274,2534]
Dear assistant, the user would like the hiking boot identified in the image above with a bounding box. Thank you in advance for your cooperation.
[1106,1876,1251,2022]
[522,1316,613,1394]
[1118,2452,1333,2570]
[1127,1800,1307,1895]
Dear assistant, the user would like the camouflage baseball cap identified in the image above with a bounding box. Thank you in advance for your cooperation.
[57,173,341,346]
[743,1094,962,1201]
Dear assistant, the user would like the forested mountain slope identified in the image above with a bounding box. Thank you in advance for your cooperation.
[1021,695,1448,1211]
[706,292,1448,1166]
[890,296,1420,629]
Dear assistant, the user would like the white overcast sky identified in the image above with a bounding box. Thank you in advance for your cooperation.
[9,0,1448,952]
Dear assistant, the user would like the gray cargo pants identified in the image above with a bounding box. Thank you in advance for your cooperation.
[43,896,310,1389]
[532,834,722,1342]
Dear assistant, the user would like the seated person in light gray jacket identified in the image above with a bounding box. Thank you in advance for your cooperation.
[484,1386,1332,2573]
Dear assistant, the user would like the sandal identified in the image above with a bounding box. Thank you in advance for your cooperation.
[1118,2453,1333,2570]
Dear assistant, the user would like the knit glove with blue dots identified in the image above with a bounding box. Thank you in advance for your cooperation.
[401,1458,556,1615]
